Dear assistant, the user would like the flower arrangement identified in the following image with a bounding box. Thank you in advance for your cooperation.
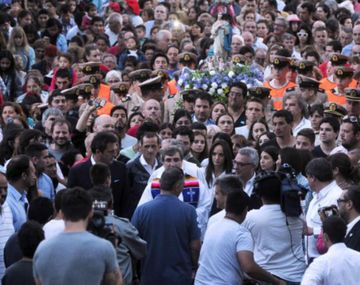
[178,60,264,104]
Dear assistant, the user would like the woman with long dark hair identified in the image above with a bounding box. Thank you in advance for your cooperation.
[42,18,67,52]
[0,50,23,101]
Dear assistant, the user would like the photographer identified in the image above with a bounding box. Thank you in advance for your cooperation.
[88,185,147,285]
[243,171,306,284]
[33,187,123,285]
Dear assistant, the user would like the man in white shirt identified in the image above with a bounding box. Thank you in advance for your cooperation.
[207,175,243,228]
[195,191,285,285]
[301,216,360,285]
[0,170,14,279]
[233,147,261,210]
[235,98,264,139]
[338,186,360,252]
[243,171,306,283]
[305,158,342,261]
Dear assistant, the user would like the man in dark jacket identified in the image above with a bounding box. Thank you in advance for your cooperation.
[67,131,129,217]
[339,185,360,252]
[126,132,162,217]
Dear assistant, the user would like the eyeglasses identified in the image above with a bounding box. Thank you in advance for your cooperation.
[233,160,253,167]
[297,32,308,38]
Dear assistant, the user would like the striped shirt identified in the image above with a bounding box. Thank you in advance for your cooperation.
[0,202,15,279]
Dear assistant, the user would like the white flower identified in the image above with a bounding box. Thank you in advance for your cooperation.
[209,88,215,94]
[185,84,190,89]
[210,70,216,76]
[221,83,227,89]
[217,88,224,95]
[211,82,218,88]
[202,84,208,89]
[178,79,183,86]
[228,71,235,78]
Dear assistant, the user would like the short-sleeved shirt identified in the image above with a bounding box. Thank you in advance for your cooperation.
[132,194,200,285]
[33,231,119,285]
[195,218,254,285]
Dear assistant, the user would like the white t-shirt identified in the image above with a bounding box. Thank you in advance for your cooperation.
[43,219,65,239]
[243,204,306,282]
[195,218,254,285]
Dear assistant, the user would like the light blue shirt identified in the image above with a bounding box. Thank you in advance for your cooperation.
[342,43,353,57]
[192,114,215,126]
[5,184,28,232]
[38,173,55,201]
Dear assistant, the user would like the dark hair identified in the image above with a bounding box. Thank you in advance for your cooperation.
[322,216,347,243]
[195,91,213,106]
[326,40,342,53]
[215,174,243,195]
[140,131,161,145]
[151,52,169,67]
[6,155,31,182]
[24,143,48,158]
[136,121,160,140]
[306,157,333,182]
[254,172,281,203]
[54,190,65,213]
[309,104,324,117]
[56,68,72,80]
[61,187,93,222]
[205,140,233,187]
[225,191,250,215]
[110,105,127,118]
[91,131,118,153]
[279,147,302,174]
[239,46,255,56]
[88,185,113,209]
[273,110,293,124]
[18,221,44,258]
[173,109,192,128]
[28,197,54,225]
[248,118,269,142]
[19,129,43,153]
[297,128,315,145]
[260,146,279,169]
[192,122,207,131]
[90,163,111,186]
[0,126,23,164]
[346,185,360,213]
[320,117,340,133]
[229,81,247,97]
[300,2,315,13]
[192,131,208,161]
[173,126,194,143]
[91,16,104,25]
[0,50,17,101]
[160,167,184,192]
[329,153,359,183]
[127,112,144,129]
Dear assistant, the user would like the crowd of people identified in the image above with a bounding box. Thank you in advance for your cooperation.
[0,0,360,284]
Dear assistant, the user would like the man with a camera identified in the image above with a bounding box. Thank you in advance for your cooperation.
[88,184,147,285]
[33,187,123,285]
[242,170,306,284]
[305,158,342,262]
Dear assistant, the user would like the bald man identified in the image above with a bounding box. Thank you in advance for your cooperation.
[142,99,162,125]
[93,115,115,133]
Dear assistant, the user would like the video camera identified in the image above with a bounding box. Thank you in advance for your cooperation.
[254,164,307,217]
[88,200,120,247]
